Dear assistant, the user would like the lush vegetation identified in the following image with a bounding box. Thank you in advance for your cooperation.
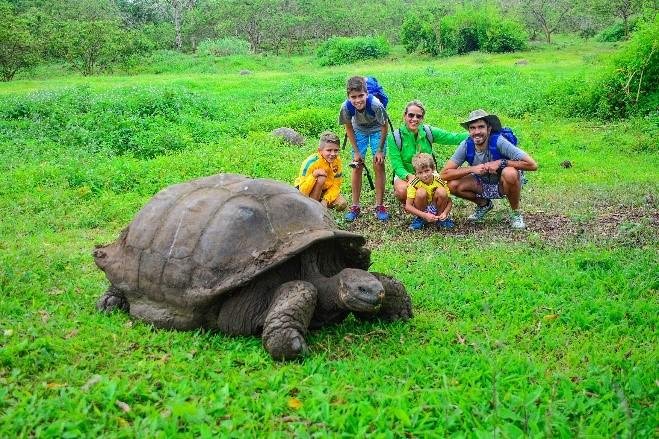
[0,32,657,436]
[2,0,658,79]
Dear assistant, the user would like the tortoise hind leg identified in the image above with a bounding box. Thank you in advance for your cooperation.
[96,286,129,313]
[262,281,317,361]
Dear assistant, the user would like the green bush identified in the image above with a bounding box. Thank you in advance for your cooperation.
[594,20,638,42]
[589,16,658,118]
[316,36,390,66]
[481,18,528,53]
[402,7,527,57]
[197,37,251,56]
[400,13,439,56]
[246,107,336,138]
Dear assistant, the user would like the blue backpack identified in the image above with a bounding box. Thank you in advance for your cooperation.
[465,127,518,165]
[344,76,389,117]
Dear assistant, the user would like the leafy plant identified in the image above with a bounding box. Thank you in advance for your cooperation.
[197,37,251,56]
[316,36,390,66]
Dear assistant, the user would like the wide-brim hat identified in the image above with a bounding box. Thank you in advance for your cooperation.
[460,109,502,131]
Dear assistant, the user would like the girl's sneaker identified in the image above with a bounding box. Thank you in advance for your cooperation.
[409,216,425,230]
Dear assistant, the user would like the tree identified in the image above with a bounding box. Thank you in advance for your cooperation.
[522,0,573,43]
[0,2,40,81]
[56,19,131,75]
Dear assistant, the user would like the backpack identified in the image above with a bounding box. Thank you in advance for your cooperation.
[391,124,438,168]
[465,127,518,165]
[392,124,433,150]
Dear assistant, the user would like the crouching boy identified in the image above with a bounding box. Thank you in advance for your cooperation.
[406,153,454,230]
[294,131,347,210]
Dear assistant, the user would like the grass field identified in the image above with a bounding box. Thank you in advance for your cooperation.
[0,40,657,437]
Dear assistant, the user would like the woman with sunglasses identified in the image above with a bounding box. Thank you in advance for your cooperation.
[388,100,468,205]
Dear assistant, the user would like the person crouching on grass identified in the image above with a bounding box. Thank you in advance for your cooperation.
[406,153,454,230]
[294,131,347,210]
[440,109,538,230]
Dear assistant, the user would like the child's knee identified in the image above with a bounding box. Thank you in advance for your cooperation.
[434,187,449,201]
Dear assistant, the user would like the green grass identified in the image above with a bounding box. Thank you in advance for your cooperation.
[0,40,657,436]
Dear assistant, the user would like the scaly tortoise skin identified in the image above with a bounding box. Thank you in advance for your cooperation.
[94,173,412,360]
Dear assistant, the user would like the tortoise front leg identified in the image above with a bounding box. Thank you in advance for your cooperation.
[96,285,129,313]
[354,273,412,322]
[262,281,317,361]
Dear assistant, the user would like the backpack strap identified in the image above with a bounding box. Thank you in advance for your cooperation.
[465,133,503,165]
[393,128,402,150]
[422,124,433,143]
[488,132,502,161]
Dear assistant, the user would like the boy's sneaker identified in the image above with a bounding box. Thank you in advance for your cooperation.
[375,205,389,221]
[409,216,425,230]
[510,211,526,230]
[437,218,455,230]
[467,199,494,222]
[345,205,361,222]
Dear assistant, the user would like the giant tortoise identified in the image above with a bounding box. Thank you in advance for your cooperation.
[94,174,411,360]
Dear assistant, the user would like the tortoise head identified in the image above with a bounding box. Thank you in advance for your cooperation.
[337,268,384,313]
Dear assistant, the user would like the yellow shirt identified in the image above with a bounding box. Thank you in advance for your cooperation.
[406,175,449,203]
[294,153,343,204]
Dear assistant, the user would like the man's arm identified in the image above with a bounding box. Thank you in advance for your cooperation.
[440,160,488,181]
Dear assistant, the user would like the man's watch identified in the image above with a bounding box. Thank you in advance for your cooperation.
[499,159,509,170]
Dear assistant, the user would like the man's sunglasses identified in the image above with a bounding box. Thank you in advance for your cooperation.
[406,112,424,119]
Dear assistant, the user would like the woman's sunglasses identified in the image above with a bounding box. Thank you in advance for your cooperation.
[406,112,424,120]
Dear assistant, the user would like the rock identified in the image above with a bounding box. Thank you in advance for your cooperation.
[271,127,305,146]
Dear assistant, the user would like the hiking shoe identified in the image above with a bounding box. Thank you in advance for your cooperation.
[375,205,389,221]
[345,205,361,222]
[467,199,494,222]
[437,218,455,230]
[409,216,425,230]
[510,211,526,230]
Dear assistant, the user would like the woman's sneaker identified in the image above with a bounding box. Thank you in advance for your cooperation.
[467,199,493,222]
[375,205,389,221]
[510,211,526,230]
[409,216,425,230]
[437,218,455,229]
[345,205,361,222]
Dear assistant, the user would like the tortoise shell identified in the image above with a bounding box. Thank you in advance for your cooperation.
[94,174,364,306]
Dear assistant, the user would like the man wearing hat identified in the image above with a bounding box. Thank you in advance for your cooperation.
[439,109,538,229]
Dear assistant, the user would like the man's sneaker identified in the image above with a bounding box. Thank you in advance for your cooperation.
[375,205,389,221]
[409,216,425,230]
[467,199,494,222]
[345,205,361,222]
[437,218,455,230]
[510,211,526,230]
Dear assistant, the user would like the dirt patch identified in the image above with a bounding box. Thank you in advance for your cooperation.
[338,204,658,248]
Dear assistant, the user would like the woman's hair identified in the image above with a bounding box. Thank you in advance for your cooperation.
[404,100,426,116]
[412,152,435,172]
[346,76,367,94]
[319,131,340,147]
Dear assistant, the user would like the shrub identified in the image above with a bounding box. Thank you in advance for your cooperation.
[564,16,658,119]
[481,18,528,53]
[400,13,440,56]
[403,7,527,56]
[316,36,390,66]
[197,37,251,56]
[595,20,638,42]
